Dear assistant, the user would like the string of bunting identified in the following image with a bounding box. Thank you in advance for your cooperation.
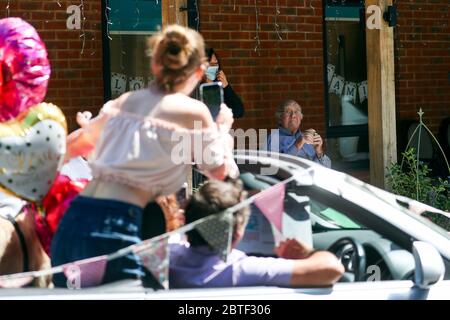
[0,176,296,289]
[327,63,368,104]
[111,73,153,95]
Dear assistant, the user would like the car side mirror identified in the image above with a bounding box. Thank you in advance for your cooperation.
[412,241,445,289]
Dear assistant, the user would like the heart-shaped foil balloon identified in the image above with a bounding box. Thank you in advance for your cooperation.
[0,17,50,122]
[0,103,67,202]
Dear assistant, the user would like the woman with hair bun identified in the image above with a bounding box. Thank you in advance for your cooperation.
[51,25,238,287]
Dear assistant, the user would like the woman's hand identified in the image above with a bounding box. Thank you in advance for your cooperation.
[215,103,234,132]
[76,111,93,128]
[216,70,228,88]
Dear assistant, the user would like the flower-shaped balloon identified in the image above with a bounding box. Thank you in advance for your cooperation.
[0,17,50,122]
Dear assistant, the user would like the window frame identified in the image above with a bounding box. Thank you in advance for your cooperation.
[321,0,369,170]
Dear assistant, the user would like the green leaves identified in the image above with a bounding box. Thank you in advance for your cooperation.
[387,148,450,230]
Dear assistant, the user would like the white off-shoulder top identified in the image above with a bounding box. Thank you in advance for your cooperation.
[88,88,237,198]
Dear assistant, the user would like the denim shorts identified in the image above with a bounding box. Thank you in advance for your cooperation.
[51,196,145,287]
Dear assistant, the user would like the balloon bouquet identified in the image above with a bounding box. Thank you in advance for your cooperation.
[0,18,88,287]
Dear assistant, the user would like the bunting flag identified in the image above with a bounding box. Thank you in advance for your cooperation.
[0,180,276,289]
[195,211,233,262]
[326,63,368,103]
[63,255,108,289]
[329,75,345,96]
[358,81,368,104]
[0,274,34,288]
[128,76,145,91]
[134,237,170,290]
[253,182,286,232]
[111,72,127,95]
[327,64,335,85]
[343,81,357,103]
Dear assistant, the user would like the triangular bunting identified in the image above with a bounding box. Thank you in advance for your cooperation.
[343,81,357,104]
[253,182,286,232]
[0,274,34,288]
[329,75,345,96]
[63,255,108,289]
[327,64,335,85]
[195,211,233,262]
[358,81,368,103]
[134,237,170,290]
[111,73,127,96]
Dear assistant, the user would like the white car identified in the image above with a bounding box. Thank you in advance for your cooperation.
[0,150,449,300]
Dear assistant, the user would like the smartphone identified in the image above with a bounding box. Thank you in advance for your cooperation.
[199,81,224,121]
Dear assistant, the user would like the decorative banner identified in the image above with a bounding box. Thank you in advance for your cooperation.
[195,211,233,262]
[358,81,368,103]
[111,73,127,96]
[0,103,67,202]
[129,76,145,91]
[0,177,296,289]
[343,82,357,103]
[329,75,345,97]
[253,182,286,232]
[63,255,108,289]
[0,274,34,288]
[327,64,336,85]
[134,237,170,290]
[327,63,368,103]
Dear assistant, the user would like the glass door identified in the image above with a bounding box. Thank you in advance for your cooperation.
[324,0,369,176]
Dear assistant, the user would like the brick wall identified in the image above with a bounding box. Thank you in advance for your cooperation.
[198,0,326,134]
[4,0,104,131]
[395,0,450,134]
[4,0,448,139]
[199,0,449,153]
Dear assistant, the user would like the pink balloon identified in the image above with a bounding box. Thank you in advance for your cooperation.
[0,18,50,122]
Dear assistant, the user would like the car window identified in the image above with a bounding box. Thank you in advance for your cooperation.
[309,199,365,231]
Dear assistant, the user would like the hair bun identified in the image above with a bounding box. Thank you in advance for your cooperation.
[150,24,205,92]
[161,28,192,71]
[166,41,182,55]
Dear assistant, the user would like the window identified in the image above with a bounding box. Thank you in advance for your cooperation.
[323,0,369,172]
[105,0,162,99]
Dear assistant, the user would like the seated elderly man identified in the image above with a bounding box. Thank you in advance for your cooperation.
[267,100,331,168]
[169,179,344,288]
